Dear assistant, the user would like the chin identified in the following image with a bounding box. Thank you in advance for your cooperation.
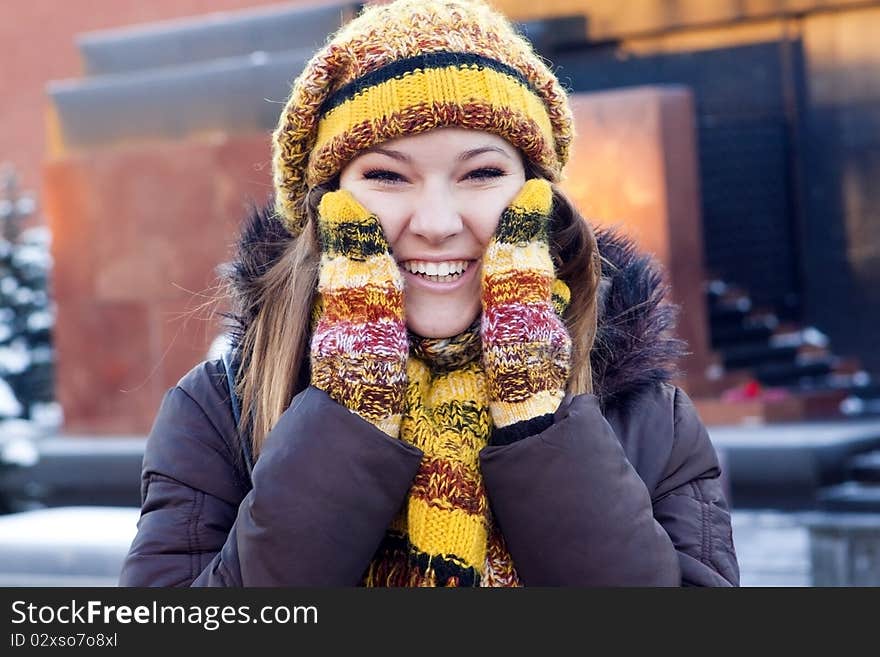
[406,317,473,338]
[406,304,480,338]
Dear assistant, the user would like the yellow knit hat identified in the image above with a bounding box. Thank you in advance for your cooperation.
[271,0,575,235]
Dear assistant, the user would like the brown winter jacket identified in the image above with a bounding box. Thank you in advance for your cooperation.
[118,206,740,587]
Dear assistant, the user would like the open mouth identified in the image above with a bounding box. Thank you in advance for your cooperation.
[400,259,472,283]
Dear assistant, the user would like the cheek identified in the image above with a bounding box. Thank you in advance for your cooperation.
[466,179,528,245]
[377,213,405,244]
[353,192,408,243]
[469,200,506,246]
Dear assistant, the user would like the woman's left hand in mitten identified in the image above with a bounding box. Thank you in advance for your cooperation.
[480,178,572,445]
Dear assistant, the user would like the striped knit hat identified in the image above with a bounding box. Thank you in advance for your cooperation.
[271,0,575,235]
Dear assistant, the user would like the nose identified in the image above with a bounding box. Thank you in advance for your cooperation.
[407,183,463,243]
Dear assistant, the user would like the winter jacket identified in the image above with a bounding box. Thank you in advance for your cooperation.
[118,206,740,587]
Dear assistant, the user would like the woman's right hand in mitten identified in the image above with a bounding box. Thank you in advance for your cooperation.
[309,190,408,438]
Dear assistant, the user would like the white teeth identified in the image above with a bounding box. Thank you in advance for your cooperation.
[402,260,468,276]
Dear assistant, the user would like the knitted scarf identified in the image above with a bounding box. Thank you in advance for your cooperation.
[362,321,520,587]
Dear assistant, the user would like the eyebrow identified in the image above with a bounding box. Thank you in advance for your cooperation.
[458,146,513,161]
[364,145,513,162]
[366,147,411,162]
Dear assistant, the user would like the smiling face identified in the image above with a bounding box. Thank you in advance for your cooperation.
[338,127,527,337]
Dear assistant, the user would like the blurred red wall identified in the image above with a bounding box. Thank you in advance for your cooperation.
[0,0,340,206]
[44,133,271,434]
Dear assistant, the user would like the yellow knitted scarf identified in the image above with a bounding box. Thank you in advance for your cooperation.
[363,323,520,587]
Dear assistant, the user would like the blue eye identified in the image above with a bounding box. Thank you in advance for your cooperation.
[363,169,406,183]
[466,168,505,180]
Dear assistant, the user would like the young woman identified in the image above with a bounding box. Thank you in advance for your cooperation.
[119,0,739,587]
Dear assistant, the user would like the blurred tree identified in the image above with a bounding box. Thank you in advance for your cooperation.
[0,165,56,423]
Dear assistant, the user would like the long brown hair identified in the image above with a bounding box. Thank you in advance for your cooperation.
[236,180,600,457]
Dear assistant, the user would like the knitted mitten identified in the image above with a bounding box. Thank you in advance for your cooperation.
[480,178,573,445]
[309,190,408,437]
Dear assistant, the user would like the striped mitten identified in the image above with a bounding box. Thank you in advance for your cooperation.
[480,178,572,446]
[309,190,408,437]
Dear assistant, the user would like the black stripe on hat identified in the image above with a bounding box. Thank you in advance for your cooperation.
[320,51,540,116]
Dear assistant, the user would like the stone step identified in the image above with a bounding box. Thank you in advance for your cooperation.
[721,342,799,369]
[705,279,749,306]
[0,436,145,510]
[754,354,834,386]
[710,314,777,348]
[816,481,880,512]
[694,387,850,425]
[707,418,880,509]
[709,296,752,327]
[48,49,311,152]
[846,450,880,483]
[841,395,880,417]
[78,2,359,76]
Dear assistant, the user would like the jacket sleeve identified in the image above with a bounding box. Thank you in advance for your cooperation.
[650,388,739,586]
[119,384,423,587]
[479,388,738,586]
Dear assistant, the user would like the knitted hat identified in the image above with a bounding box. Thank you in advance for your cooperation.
[271,0,575,235]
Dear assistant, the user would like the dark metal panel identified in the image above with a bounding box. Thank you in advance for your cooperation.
[555,40,800,309]
[698,116,798,309]
[801,107,880,370]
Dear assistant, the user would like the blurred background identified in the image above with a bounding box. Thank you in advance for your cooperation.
[1,0,880,586]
